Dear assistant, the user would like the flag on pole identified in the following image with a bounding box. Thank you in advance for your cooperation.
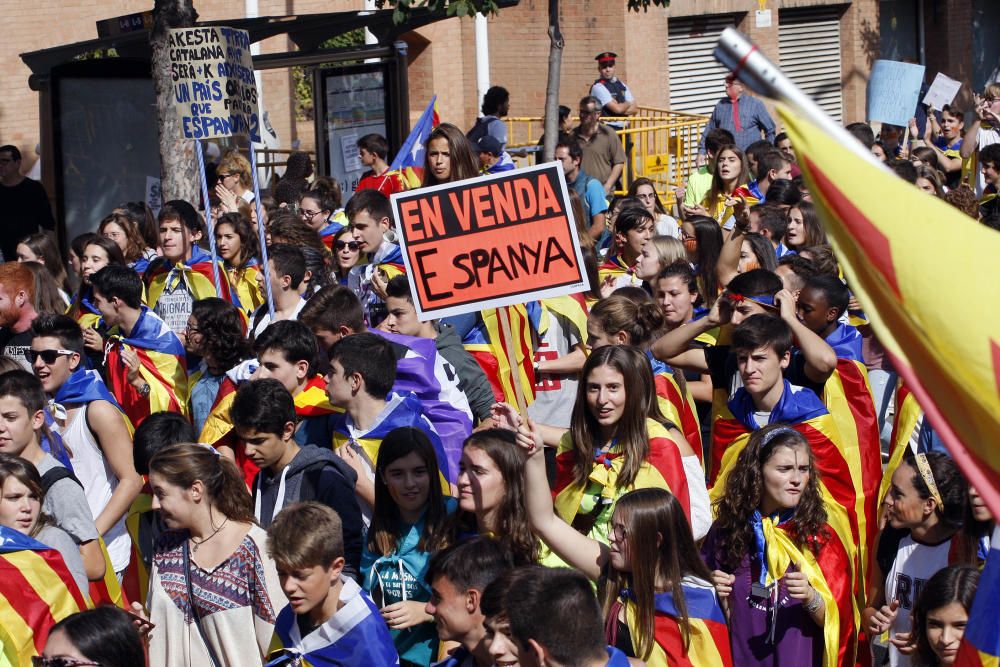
[777,103,1000,519]
[388,96,440,190]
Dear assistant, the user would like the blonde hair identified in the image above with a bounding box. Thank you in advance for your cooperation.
[218,150,253,188]
[649,236,685,271]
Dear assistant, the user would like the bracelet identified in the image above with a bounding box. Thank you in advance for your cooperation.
[804,588,823,613]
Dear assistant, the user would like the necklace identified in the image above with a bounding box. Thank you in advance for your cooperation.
[189,517,229,554]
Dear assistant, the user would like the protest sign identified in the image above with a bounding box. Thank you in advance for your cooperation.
[168,26,260,141]
[391,162,590,321]
[867,59,926,127]
[922,72,962,109]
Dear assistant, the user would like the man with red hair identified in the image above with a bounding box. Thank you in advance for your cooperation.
[0,262,39,370]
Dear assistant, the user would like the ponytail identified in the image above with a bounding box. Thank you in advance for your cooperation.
[149,443,255,523]
[589,294,665,349]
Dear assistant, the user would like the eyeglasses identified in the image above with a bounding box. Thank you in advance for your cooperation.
[184,325,201,335]
[219,172,238,179]
[636,193,656,201]
[334,240,360,251]
[299,209,323,219]
[26,349,75,365]
[31,657,101,667]
[610,523,628,542]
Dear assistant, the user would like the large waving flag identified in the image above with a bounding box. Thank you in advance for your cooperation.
[105,306,189,426]
[0,527,89,665]
[388,96,440,190]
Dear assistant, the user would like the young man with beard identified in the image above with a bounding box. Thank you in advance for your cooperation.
[0,262,40,370]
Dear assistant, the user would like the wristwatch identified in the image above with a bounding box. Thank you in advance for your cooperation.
[136,382,151,397]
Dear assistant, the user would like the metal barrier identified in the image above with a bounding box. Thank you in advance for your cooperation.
[504,107,709,207]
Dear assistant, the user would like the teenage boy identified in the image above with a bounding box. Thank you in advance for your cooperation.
[90,265,189,425]
[0,262,39,370]
[265,502,399,665]
[251,243,308,339]
[146,199,239,337]
[383,276,494,424]
[0,370,104,580]
[232,379,362,577]
[325,332,451,524]
[475,135,515,175]
[708,316,864,579]
[356,133,405,196]
[346,189,405,327]
[31,313,141,577]
[300,285,472,477]
[502,567,632,667]
[748,150,793,201]
[424,537,515,667]
[978,142,1000,218]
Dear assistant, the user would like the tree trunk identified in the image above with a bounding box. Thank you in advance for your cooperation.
[541,0,564,163]
[151,0,200,203]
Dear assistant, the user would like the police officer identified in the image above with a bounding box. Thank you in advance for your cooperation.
[590,52,637,128]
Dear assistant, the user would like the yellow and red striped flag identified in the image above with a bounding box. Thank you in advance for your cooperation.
[778,104,1000,520]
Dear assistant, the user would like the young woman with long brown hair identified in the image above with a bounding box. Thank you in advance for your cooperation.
[142,443,284,667]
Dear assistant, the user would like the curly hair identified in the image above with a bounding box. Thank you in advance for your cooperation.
[711,424,829,570]
[190,298,252,371]
[943,184,980,219]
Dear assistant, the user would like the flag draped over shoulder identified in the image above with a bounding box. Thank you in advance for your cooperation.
[619,581,733,667]
[709,382,865,561]
[388,96,440,190]
[649,354,703,463]
[779,103,1000,519]
[464,305,538,408]
[957,526,1000,667]
[146,246,242,312]
[228,261,265,316]
[105,306,188,426]
[553,418,691,529]
[0,527,89,666]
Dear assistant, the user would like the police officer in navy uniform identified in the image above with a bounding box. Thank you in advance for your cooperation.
[590,52,637,129]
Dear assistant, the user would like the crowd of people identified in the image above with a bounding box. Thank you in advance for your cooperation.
[1,63,999,667]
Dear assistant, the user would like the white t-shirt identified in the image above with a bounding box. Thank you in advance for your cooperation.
[973,125,1000,196]
[885,534,954,667]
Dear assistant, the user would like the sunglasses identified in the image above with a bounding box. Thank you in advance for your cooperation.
[31,657,101,667]
[334,240,360,251]
[26,349,75,365]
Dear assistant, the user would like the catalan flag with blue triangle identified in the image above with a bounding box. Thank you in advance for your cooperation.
[463,305,538,408]
[777,101,1000,522]
[388,96,440,190]
[104,306,188,426]
[957,526,1000,667]
[612,578,733,667]
[227,259,265,317]
[146,245,242,312]
[266,578,399,666]
[0,527,89,666]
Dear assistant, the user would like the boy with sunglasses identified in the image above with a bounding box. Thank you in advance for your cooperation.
[30,313,142,579]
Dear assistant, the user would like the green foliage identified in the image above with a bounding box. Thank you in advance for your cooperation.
[292,28,365,121]
[626,0,672,10]
[373,0,500,24]
[73,48,120,60]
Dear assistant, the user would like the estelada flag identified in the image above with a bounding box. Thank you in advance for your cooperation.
[649,353,703,464]
[709,381,866,566]
[615,579,733,667]
[554,418,691,532]
[957,526,1000,667]
[464,305,538,408]
[0,527,89,665]
[388,96,440,190]
[146,245,243,312]
[105,306,189,426]
[778,104,1000,519]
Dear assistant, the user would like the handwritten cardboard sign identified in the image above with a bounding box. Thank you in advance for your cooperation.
[168,27,260,142]
[391,162,590,320]
[867,59,926,127]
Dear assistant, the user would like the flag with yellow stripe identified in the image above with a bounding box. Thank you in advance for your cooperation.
[779,103,1000,519]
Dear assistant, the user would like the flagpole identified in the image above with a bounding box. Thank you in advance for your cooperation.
[713,28,884,170]
[195,141,224,297]
[249,143,276,320]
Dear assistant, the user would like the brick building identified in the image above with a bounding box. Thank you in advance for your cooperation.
[0,0,992,187]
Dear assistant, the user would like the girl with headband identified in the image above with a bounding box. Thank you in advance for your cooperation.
[863,451,973,667]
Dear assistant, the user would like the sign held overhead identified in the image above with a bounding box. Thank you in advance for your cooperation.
[391,162,591,320]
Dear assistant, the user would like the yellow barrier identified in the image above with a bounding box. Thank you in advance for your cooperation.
[503,107,709,208]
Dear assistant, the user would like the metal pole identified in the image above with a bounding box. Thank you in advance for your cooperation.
[248,143,276,319]
[195,141,224,297]
[475,13,491,114]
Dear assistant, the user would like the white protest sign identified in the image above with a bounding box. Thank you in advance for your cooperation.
[866,60,926,127]
[922,73,962,110]
[168,27,260,141]
[145,175,162,216]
